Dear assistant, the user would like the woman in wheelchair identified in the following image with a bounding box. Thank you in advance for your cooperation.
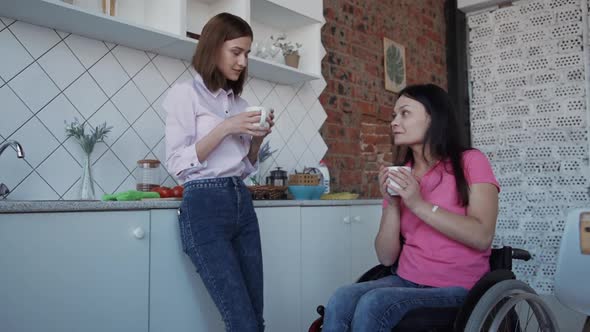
[321,84,500,332]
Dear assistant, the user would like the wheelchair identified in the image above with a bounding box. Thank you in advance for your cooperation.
[308,246,560,332]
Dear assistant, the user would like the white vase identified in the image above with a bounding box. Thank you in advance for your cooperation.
[80,154,96,200]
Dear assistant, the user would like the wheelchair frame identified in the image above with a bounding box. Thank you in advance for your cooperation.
[308,246,559,332]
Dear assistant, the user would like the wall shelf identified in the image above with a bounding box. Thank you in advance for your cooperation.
[251,0,321,30]
[0,0,322,85]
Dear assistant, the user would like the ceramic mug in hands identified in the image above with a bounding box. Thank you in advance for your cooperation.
[246,106,270,129]
[386,166,412,196]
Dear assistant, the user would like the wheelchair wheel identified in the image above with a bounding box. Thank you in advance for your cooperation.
[464,280,559,332]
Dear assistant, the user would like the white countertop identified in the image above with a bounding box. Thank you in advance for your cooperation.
[0,199,382,213]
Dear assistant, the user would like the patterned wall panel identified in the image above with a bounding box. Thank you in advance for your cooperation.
[467,0,590,293]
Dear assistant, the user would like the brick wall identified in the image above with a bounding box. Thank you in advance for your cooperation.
[320,0,448,197]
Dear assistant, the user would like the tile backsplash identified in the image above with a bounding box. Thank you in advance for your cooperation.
[0,19,328,200]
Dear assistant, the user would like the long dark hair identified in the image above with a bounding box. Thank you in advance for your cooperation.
[394,84,471,206]
[192,12,253,95]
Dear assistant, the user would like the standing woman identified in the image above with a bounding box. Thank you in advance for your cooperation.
[164,13,273,332]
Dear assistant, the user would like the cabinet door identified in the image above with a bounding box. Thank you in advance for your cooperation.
[149,210,224,332]
[257,206,301,332]
[0,211,150,332]
[301,206,351,327]
[350,205,382,280]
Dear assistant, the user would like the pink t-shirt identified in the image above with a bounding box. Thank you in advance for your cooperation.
[383,149,499,289]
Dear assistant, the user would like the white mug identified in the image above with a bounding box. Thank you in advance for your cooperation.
[386,166,412,196]
[246,106,269,129]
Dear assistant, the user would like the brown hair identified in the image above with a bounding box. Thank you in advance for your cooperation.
[192,13,253,95]
[393,84,471,206]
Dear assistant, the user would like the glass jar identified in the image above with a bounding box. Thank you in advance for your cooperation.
[136,159,161,191]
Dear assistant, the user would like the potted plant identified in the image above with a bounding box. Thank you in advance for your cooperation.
[271,34,302,68]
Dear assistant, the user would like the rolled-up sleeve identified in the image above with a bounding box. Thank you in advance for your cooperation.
[164,84,207,180]
[241,148,259,179]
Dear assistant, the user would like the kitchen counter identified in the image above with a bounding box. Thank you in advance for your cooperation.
[0,199,382,213]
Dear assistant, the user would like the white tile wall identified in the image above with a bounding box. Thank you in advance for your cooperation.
[0,20,327,200]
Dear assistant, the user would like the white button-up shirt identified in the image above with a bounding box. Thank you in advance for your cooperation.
[164,74,257,183]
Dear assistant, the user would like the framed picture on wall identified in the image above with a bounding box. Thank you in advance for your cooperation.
[383,37,406,93]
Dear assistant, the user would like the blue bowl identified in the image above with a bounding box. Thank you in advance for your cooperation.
[288,185,326,200]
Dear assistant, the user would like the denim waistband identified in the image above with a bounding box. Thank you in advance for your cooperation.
[183,176,244,190]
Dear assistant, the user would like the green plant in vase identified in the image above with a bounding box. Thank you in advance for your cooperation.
[65,119,112,200]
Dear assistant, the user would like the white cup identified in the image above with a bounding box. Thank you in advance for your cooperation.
[246,106,269,129]
[386,166,411,196]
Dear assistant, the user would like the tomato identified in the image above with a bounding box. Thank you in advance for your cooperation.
[151,186,171,198]
[172,185,184,197]
[149,187,161,197]
[159,188,173,198]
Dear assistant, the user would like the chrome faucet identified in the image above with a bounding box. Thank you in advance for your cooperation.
[0,140,25,198]
[0,140,25,159]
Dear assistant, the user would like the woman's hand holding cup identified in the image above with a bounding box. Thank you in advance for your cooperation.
[224,109,268,136]
[246,106,274,129]
[245,106,274,145]
[387,166,424,210]
[379,165,399,205]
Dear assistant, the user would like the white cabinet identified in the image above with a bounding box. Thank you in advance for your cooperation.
[131,0,324,79]
[0,211,150,332]
[0,202,380,332]
[248,0,323,76]
[149,210,224,332]
[301,206,351,327]
[300,205,381,327]
[0,0,321,84]
[350,205,382,279]
[149,207,303,332]
[166,0,324,78]
[257,206,301,332]
[186,0,250,37]
[253,0,323,23]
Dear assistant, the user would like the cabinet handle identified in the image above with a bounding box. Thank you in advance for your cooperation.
[353,216,361,223]
[343,216,351,224]
[133,227,145,239]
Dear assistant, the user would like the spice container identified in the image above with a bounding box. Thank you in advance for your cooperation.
[136,159,161,191]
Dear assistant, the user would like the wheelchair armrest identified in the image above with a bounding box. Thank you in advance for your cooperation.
[511,247,531,261]
[453,269,516,332]
[356,264,393,283]
[489,246,531,270]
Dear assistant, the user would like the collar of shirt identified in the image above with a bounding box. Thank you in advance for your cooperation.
[193,73,234,98]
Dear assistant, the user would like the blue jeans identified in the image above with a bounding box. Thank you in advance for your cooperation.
[178,177,264,332]
[322,270,468,332]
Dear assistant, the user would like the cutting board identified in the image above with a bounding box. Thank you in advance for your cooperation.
[141,197,182,201]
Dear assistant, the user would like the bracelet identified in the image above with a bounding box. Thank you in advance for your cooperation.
[432,205,439,213]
